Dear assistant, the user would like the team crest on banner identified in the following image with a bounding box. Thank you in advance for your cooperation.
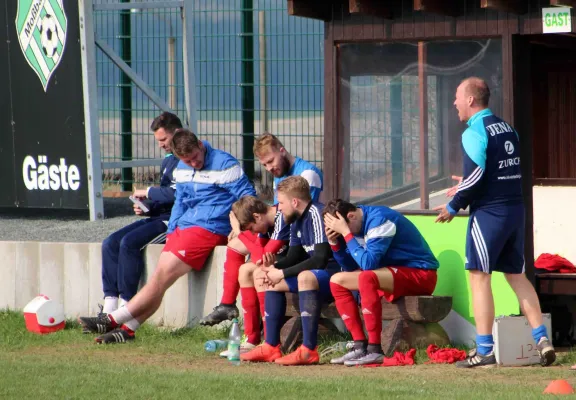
[16,0,68,92]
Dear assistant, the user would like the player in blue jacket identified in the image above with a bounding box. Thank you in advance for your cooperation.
[80,129,256,343]
[98,112,181,317]
[435,77,555,368]
[199,132,324,326]
[322,199,439,366]
[241,176,337,366]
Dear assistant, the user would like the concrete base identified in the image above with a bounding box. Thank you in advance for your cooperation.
[0,241,229,328]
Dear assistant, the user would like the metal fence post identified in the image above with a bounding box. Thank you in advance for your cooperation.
[259,10,268,134]
[79,0,104,220]
[241,0,255,180]
[182,0,198,133]
[120,0,133,191]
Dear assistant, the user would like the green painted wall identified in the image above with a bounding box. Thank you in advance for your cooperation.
[407,215,520,324]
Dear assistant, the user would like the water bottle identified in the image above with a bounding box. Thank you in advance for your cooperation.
[227,318,241,366]
[204,339,228,352]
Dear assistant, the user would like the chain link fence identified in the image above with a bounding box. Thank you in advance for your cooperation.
[93,0,324,200]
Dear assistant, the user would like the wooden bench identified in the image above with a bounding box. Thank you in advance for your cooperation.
[536,273,576,296]
[279,293,452,356]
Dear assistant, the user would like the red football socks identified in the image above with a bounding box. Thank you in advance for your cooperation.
[221,247,246,305]
[358,271,382,345]
[240,287,261,345]
[330,281,366,341]
[257,291,266,338]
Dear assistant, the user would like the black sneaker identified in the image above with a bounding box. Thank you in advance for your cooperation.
[456,349,496,369]
[95,328,134,344]
[199,304,239,326]
[78,311,115,334]
[536,337,556,366]
[81,304,106,334]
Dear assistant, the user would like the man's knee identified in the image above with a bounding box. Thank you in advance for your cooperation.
[239,262,257,278]
[298,271,319,290]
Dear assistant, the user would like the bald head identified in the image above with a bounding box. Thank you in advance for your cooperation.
[454,77,491,122]
[461,77,490,107]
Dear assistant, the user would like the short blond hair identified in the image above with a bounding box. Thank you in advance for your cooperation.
[462,77,490,106]
[232,196,268,231]
[276,176,311,202]
[253,133,284,157]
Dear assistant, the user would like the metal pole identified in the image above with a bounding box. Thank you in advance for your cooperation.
[258,10,267,134]
[182,0,198,133]
[120,0,133,191]
[168,36,177,109]
[78,0,104,220]
[241,0,255,180]
[418,41,429,210]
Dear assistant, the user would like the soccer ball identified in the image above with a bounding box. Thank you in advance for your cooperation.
[39,14,59,59]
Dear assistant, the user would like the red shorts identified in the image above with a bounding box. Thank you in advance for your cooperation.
[163,227,227,270]
[379,267,437,302]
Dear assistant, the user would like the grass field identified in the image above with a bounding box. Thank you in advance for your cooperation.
[2,310,576,400]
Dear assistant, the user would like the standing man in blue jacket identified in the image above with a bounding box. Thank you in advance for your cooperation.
[323,199,439,366]
[435,77,555,368]
[80,129,256,343]
[99,112,181,316]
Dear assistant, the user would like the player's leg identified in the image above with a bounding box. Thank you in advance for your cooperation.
[117,218,168,307]
[200,235,249,326]
[329,271,368,364]
[500,210,555,366]
[241,273,291,362]
[456,211,502,368]
[101,219,148,314]
[238,262,261,347]
[275,269,334,366]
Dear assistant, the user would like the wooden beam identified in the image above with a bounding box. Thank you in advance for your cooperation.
[349,0,392,19]
[287,0,332,21]
[413,0,462,17]
[418,42,429,210]
[550,0,576,7]
[480,0,527,15]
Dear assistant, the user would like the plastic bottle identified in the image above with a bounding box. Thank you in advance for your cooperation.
[227,318,241,366]
[204,339,228,352]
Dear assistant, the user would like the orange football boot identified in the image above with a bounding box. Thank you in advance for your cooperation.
[240,343,282,362]
[275,345,319,366]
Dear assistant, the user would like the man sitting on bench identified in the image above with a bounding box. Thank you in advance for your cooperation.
[323,199,439,366]
[241,176,339,366]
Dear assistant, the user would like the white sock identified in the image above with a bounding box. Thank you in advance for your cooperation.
[119,298,128,308]
[103,297,118,314]
[110,305,134,325]
[124,319,141,332]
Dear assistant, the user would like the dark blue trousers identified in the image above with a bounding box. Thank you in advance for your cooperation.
[102,217,168,301]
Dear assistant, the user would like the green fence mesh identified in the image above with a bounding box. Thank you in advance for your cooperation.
[93,0,324,199]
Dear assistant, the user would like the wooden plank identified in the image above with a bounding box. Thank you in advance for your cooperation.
[287,0,332,21]
[539,278,576,295]
[480,0,527,14]
[323,18,338,201]
[418,42,429,210]
[285,293,452,322]
[414,0,463,17]
[349,0,392,19]
[550,0,576,6]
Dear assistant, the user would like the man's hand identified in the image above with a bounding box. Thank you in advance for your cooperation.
[133,203,145,215]
[229,211,241,236]
[227,231,237,242]
[434,204,455,223]
[133,189,148,199]
[324,212,351,237]
[446,176,463,198]
[325,227,340,246]
[257,252,277,269]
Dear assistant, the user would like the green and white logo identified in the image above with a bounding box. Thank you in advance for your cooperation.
[16,0,67,92]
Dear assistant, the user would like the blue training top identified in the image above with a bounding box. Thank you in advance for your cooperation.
[448,109,523,214]
[332,205,439,271]
[289,201,328,257]
[273,157,323,203]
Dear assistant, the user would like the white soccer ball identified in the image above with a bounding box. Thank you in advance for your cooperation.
[39,14,59,59]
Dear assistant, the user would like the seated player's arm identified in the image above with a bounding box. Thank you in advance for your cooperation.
[274,245,308,271]
[167,183,185,233]
[448,127,487,215]
[219,160,257,199]
[345,220,395,271]
[300,169,322,202]
[278,242,331,279]
[330,236,360,272]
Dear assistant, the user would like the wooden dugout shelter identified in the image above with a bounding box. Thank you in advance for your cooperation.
[285,0,576,286]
